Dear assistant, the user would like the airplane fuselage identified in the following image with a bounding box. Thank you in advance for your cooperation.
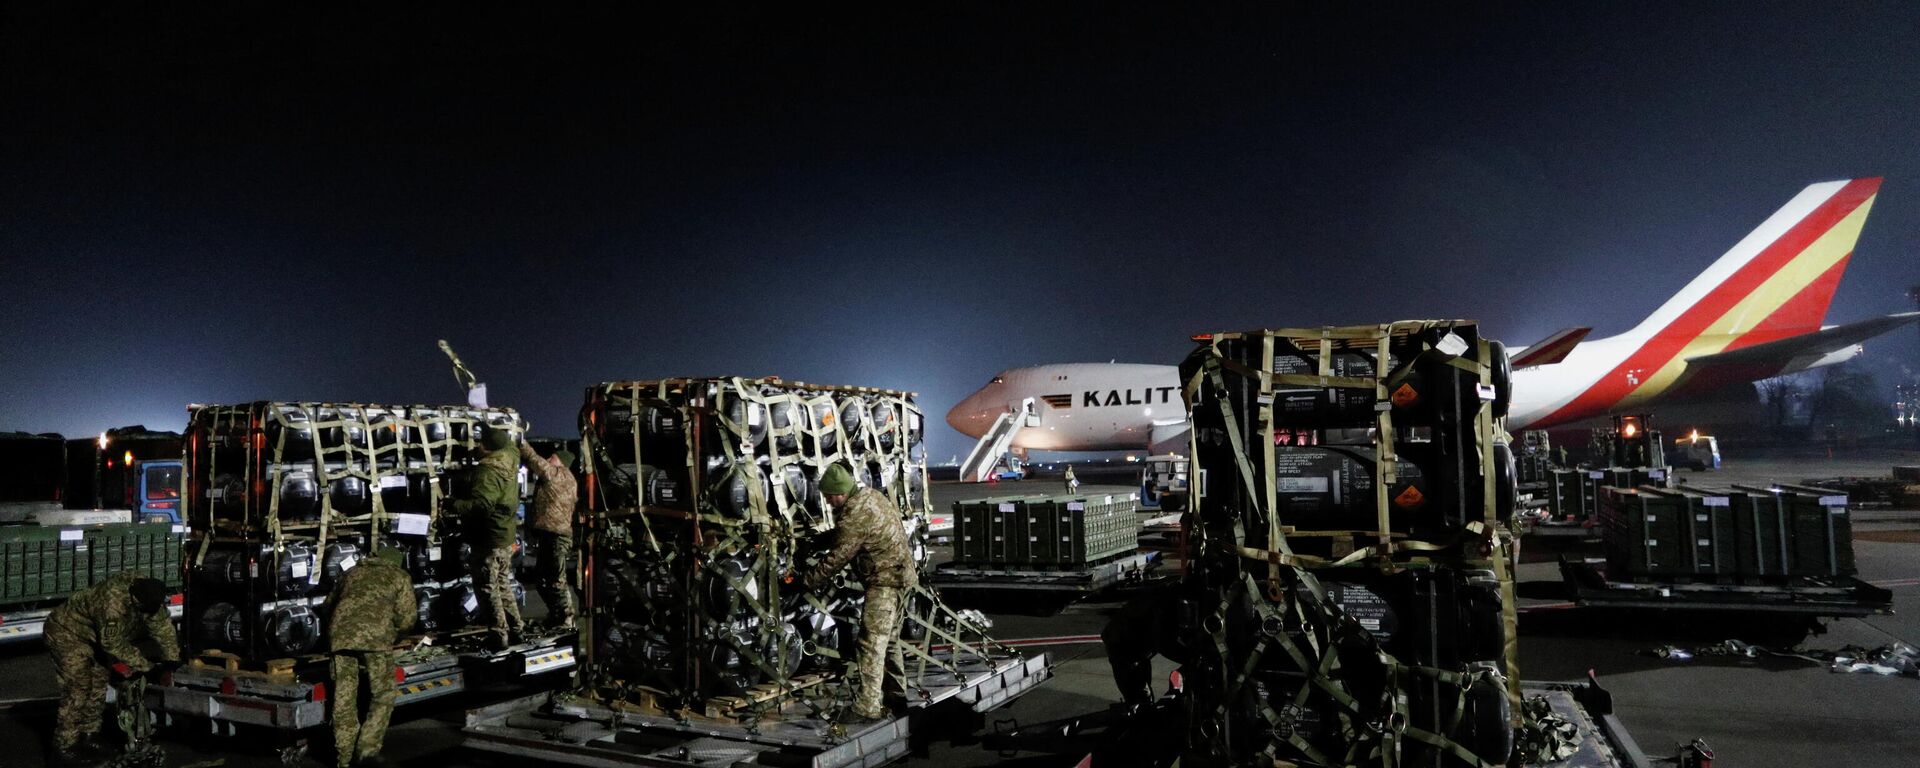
[946,363,1186,452]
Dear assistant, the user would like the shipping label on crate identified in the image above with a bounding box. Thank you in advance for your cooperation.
[378,475,408,489]
[392,513,431,536]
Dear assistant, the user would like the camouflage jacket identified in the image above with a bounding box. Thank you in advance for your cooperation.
[327,554,416,652]
[806,487,918,589]
[520,442,576,535]
[46,570,180,672]
[448,447,520,549]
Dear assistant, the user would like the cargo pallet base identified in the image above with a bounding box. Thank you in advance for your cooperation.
[1559,556,1893,616]
[461,651,1050,768]
[149,632,577,733]
[980,676,1652,768]
[930,551,1157,594]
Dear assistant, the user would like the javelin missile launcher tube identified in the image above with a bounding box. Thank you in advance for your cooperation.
[1179,321,1523,767]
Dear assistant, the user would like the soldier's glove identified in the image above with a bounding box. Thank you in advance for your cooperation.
[110,662,135,680]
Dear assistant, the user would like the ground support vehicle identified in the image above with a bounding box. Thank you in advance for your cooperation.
[146,630,576,759]
[930,550,1157,596]
[461,648,1049,768]
[1558,555,1893,617]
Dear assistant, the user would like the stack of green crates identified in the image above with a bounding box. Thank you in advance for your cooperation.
[950,493,1141,566]
[1597,486,1735,577]
[1546,469,1592,521]
[1,522,183,607]
[1724,483,1856,577]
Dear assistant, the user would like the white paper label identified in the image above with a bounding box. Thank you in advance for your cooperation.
[1277,477,1329,493]
[1696,514,1709,522]
[998,503,1015,513]
[1589,471,1604,479]
[1647,514,1657,522]
[1067,502,1086,512]
[59,529,83,541]
[379,475,408,489]
[393,513,431,536]
[462,594,479,612]
[748,405,762,427]
[208,488,226,500]
[1819,495,1846,507]
[1475,383,1497,401]
[339,555,358,572]
[1650,470,1666,479]
[1698,539,1711,546]
[1436,332,1469,356]
[171,525,185,534]
[1647,540,1660,547]
[428,546,442,561]
[291,560,310,578]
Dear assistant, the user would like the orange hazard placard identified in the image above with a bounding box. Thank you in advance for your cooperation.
[1393,485,1425,508]
[1390,383,1419,407]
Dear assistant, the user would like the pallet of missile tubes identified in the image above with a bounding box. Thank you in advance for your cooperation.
[576,377,1026,717]
[181,402,530,663]
[1178,321,1552,768]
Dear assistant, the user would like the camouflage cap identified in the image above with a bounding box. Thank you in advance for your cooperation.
[818,464,856,495]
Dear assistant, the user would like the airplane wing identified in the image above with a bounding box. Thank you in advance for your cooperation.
[1507,327,1591,368]
[1668,312,1920,395]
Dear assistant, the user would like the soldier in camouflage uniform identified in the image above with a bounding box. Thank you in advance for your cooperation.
[803,464,919,723]
[519,439,578,631]
[44,572,178,765]
[327,547,416,768]
[447,425,523,649]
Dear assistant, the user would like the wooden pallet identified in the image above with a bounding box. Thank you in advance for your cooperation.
[702,672,835,719]
[187,650,309,681]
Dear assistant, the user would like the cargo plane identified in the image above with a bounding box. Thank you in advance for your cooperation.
[948,178,1919,480]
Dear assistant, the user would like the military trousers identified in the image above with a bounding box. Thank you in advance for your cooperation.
[47,626,109,751]
[468,545,523,643]
[331,650,397,768]
[528,529,576,629]
[851,585,909,719]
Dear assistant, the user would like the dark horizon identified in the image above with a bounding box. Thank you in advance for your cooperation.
[4,4,1918,460]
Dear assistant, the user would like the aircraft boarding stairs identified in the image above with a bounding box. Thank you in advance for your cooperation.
[960,397,1037,482]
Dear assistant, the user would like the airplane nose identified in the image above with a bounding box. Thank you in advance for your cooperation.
[946,392,984,437]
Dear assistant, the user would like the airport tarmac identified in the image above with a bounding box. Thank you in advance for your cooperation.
[1,453,1916,767]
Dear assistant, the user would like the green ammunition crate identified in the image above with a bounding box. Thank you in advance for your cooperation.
[1636,486,1735,576]
[1,522,183,607]
[1,526,88,604]
[952,496,1036,564]
[1547,469,1591,521]
[1598,487,1686,575]
[1723,487,1788,576]
[1025,501,1059,563]
[87,523,184,587]
[994,500,1031,562]
[1630,466,1671,489]
[1735,484,1856,577]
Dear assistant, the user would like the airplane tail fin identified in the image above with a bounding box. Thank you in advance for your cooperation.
[1623,178,1881,350]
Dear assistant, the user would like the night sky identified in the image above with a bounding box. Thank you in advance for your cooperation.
[4,4,1918,462]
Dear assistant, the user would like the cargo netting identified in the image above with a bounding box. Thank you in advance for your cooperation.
[182,402,530,661]
[1179,321,1532,767]
[579,377,1015,716]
